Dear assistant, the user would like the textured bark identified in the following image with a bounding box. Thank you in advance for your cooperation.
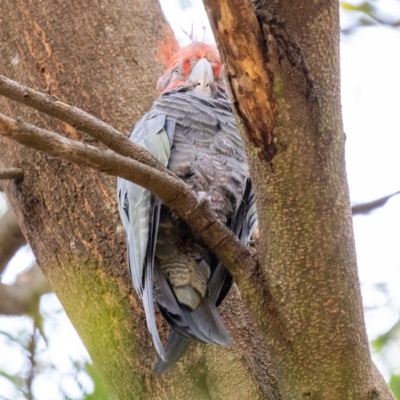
[203,0,276,162]
[204,0,394,399]
[0,1,276,399]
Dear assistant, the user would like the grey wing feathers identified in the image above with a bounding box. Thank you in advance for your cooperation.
[141,197,165,359]
[154,331,191,374]
[154,264,231,346]
[117,112,173,361]
[155,178,256,373]
[237,178,258,245]
[118,88,258,371]
[210,178,258,306]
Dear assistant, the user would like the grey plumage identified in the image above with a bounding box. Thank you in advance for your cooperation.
[117,84,257,372]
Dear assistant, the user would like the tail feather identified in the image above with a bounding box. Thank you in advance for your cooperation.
[190,297,232,347]
[154,331,191,374]
[154,263,232,373]
[155,264,214,343]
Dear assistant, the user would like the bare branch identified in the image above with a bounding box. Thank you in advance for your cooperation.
[26,325,36,400]
[0,74,166,172]
[0,264,51,316]
[0,168,24,181]
[0,112,268,329]
[0,208,26,275]
[27,317,41,400]
[352,191,400,215]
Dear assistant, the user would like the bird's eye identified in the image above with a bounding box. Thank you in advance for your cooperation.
[172,69,179,77]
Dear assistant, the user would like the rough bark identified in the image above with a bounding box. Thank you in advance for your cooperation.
[204,0,394,399]
[0,1,276,399]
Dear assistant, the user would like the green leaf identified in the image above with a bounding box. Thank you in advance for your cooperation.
[341,2,374,14]
[389,374,400,399]
[0,371,25,389]
[371,333,389,352]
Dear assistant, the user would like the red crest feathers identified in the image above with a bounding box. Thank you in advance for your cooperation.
[156,35,181,67]
[164,42,220,73]
[156,40,223,95]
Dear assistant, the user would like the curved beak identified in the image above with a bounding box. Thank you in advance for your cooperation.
[188,58,214,95]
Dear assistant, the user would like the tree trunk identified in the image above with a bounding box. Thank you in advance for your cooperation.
[0,0,276,399]
[204,0,394,398]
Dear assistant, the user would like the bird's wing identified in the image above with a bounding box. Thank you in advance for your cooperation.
[155,180,256,374]
[154,330,191,374]
[117,112,174,361]
[235,178,258,245]
[154,263,231,343]
[210,177,258,302]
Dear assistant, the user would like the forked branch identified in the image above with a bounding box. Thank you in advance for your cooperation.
[0,110,269,333]
[0,75,172,172]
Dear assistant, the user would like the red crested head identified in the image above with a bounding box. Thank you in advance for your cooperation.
[156,42,223,96]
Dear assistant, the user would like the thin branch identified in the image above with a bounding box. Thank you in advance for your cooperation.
[0,112,269,328]
[26,322,37,400]
[0,208,26,275]
[0,74,167,172]
[341,12,400,35]
[352,191,400,215]
[0,264,51,316]
[0,168,24,181]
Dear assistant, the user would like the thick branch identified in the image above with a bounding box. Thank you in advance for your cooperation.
[352,191,400,215]
[0,168,24,181]
[203,0,396,398]
[0,112,270,332]
[0,264,51,316]
[0,74,167,172]
[203,0,276,161]
[0,208,26,275]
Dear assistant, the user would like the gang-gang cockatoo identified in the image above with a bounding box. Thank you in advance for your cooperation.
[117,41,257,373]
